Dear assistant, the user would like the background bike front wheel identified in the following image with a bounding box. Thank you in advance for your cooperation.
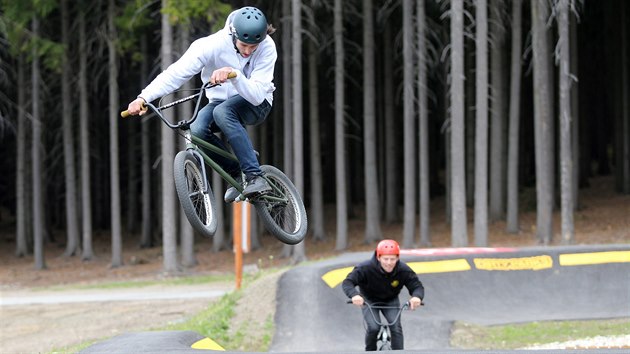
[253,165,307,245]
[173,151,218,238]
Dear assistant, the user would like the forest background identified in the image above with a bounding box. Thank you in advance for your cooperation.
[0,0,628,274]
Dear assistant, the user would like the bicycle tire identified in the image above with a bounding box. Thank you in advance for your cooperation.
[252,165,307,245]
[173,151,218,238]
[378,341,392,351]
[376,327,392,351]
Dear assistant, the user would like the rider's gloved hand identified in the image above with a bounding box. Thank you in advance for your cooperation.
[351,295,364,307]
[127,97,147,116]
[409,296,422,310]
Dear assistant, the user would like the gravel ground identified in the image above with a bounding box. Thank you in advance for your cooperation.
[0,283,232,353]
[522,335,630,350]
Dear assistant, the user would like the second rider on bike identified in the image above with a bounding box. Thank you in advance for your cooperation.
[126,6,277,200]
[343,239,424,351]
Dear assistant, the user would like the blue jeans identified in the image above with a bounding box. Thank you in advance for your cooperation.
[363,298,404,350]
[190,95,271,179]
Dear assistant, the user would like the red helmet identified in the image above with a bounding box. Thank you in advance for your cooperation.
[376,239,400,258]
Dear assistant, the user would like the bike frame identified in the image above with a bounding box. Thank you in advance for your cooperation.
[141,82,287,204]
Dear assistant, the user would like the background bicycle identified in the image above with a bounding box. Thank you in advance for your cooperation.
[348,300,410,351]
[122,79,307,245]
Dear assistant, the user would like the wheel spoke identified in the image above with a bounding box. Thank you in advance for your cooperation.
[185,161,212,225]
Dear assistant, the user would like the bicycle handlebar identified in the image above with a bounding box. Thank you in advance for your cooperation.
[120,72,237,119]
[347,300,414,327]
[346,299,424,308]
[346,299,411,309]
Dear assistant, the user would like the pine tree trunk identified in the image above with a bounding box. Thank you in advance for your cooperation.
[108,0,123,267]
[489,0,506,222]
[570,12,580,208]
[506,0,523,234]
[402,0,417,248]
[557,0,575,245]
[363,0,382,244]
[531,0,554,245]
[16,53,29,257]
[160,0,178,272]
[417,0,431,246]
[140,34,153,249]
[79,10,94,260]
[383,22,399,224]
[32,16,46,270]
[61,0,81,257]
[280,0,294,260]
[474,0,489,246]
[450,0,468,247]
[308,38,326,241]
[291,0,306,263]
[334,0,348,251]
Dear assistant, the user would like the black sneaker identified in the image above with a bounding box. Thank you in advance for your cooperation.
[243,175,271,197]
[224,175,243,203]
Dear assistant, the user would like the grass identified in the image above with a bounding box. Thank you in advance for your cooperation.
[164,290,241,346]
[50,340,96,354]
[51,269,278,353]
[451,318,630,349]
[162,268,278,351]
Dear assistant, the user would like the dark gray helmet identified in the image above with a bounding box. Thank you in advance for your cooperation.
[231,7,268,44]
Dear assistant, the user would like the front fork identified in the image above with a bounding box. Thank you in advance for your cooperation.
[183,130,210,194]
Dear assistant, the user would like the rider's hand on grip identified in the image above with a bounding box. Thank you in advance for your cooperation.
[408,296,423,310]
[121,97,147,118]
[351,295,365,307]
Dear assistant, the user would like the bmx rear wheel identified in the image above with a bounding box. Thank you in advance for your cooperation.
[173,151,218,238]
[252,165,307,245]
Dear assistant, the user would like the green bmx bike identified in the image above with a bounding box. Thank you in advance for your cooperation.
[122,77,307,245]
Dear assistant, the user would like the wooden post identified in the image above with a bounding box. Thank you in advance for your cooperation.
[233,202,251,289]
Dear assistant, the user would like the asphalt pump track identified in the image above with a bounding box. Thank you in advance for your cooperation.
[82,244,630,353]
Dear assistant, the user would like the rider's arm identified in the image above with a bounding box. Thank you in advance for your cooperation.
[400,264,425,309]
[342,270,365,307]
[341,266,362,299]
[139,37,209,103]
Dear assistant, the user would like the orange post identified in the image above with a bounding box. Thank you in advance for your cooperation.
[233,202,251,290]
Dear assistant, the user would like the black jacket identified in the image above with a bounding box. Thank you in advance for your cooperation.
[342,252,425,303]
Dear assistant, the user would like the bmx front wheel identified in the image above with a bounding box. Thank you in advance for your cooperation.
[252,165,307,245]
[173,151,218,238]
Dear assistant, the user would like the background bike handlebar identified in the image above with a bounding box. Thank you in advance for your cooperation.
[346,299,424,308]
[120,72,237,118]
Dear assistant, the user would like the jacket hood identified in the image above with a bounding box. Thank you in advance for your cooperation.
[223,10,239,34]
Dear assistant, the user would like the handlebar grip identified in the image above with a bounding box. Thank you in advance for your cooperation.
[120,103,147,118]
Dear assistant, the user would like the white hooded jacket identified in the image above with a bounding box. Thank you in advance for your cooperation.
[139,10,277,106]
